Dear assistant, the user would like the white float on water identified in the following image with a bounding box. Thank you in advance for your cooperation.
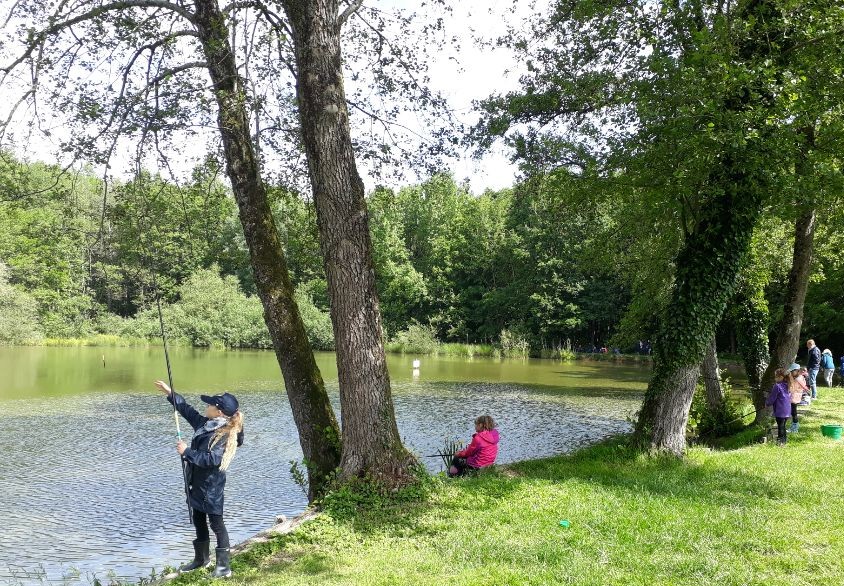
[412,359,421,369]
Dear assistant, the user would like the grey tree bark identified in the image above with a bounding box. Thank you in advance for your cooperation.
[759,206,817,395]
[193,0,341,499]
[280,0,415,483]
[701,335,725,412]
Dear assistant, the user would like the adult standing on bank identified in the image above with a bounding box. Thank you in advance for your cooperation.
[821,349,835,387]
[806,339,821,399]
[155,381,244,578]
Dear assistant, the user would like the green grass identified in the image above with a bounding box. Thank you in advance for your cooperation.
[383,341,496,358]
[169,389,844,586]
[32,334,161,347]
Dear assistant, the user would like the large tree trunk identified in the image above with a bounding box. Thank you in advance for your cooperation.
[634,0,785,454]
[281,1,415,484]
[701,335,724,412]
[193,0,341,500]
[634,157,764,455]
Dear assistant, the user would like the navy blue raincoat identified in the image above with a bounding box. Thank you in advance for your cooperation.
[167,392,243,515]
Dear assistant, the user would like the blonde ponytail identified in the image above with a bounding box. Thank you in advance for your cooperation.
[210,410,244,472]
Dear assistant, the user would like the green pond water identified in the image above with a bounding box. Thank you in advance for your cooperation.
[0,346,654,584]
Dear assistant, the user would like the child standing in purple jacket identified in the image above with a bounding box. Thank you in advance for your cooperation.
[767,366,798,445]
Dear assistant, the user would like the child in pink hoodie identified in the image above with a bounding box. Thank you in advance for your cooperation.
[448,415,500,477]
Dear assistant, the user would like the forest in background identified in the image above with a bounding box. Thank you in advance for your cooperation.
[3,149,844,360]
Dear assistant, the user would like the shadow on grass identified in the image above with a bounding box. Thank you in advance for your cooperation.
[507,437,784,505]
[420,380,646,402]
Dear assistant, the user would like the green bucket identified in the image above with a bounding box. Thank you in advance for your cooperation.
[820,425,843,440]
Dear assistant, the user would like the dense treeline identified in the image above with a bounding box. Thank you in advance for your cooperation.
[3,149,844,357]
[0,153,626,351]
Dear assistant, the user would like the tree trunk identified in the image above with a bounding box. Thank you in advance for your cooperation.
[193,0,341,500]
[758,208,816,393]
[733,263,770,422]
[281,0,415,484]
[701,335,724,412]
[759,127,818,396]
[634,156,764,455]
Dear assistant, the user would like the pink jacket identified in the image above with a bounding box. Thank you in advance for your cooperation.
[456,429,500,468]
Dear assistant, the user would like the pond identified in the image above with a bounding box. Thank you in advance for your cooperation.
[0,346,651,584]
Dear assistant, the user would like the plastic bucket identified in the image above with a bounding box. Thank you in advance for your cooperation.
[820,425,843,440]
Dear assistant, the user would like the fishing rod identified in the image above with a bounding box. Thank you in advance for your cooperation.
[156,293,194,525]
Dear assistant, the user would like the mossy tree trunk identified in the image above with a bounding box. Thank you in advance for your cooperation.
[634,156,764,455]
[193,0,341,500]
[280,0,415,484]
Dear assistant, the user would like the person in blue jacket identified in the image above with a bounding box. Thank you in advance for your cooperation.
[156,380,244,578]
[806,339,821,399]
[821,349,835,387]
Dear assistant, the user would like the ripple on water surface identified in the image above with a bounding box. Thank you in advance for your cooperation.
[0,371,644,584]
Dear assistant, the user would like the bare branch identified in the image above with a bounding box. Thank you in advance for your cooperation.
[222,0,257,13]
[348,99,431,143]
[148,61,208,85]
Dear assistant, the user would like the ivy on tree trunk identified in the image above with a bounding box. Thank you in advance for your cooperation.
[635,155,765,454]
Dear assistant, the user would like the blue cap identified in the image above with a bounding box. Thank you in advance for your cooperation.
[200,392,239,416]
[786,363,800,372]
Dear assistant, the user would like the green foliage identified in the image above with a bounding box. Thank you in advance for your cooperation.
[0,262,42,344]
[131,266,269,348]
[499,326,531,358]
[294,285,335,351]
[386,323,439,355]
[123,266,335,350]
[438,343,495,358]
[687,376,749,439]
[318,464,435,521]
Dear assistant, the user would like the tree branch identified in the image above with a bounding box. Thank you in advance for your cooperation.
[338,0,364,27]
[1,0,196,75]
[148,61,208,85]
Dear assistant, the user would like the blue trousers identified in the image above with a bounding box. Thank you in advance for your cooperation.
[808,367,820,398]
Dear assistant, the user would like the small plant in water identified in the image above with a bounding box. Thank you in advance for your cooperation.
[436,436,464,471]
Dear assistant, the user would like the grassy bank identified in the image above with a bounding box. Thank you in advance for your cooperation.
[16,336,656,364]
[26,334,164,347]
[169,389,844,586]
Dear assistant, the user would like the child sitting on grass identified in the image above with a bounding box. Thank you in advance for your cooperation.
[448,415,500,477]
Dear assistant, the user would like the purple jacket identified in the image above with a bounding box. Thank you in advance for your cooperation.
[766,381,792,418]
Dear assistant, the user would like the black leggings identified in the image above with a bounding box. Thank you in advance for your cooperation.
[791,403,799,424]
[449,456,479,478]
[775,417,788,443]
[193,510,229,549]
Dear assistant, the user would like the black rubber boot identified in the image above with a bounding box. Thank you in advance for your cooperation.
[211,547,232,578]
[180,540,210,572]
